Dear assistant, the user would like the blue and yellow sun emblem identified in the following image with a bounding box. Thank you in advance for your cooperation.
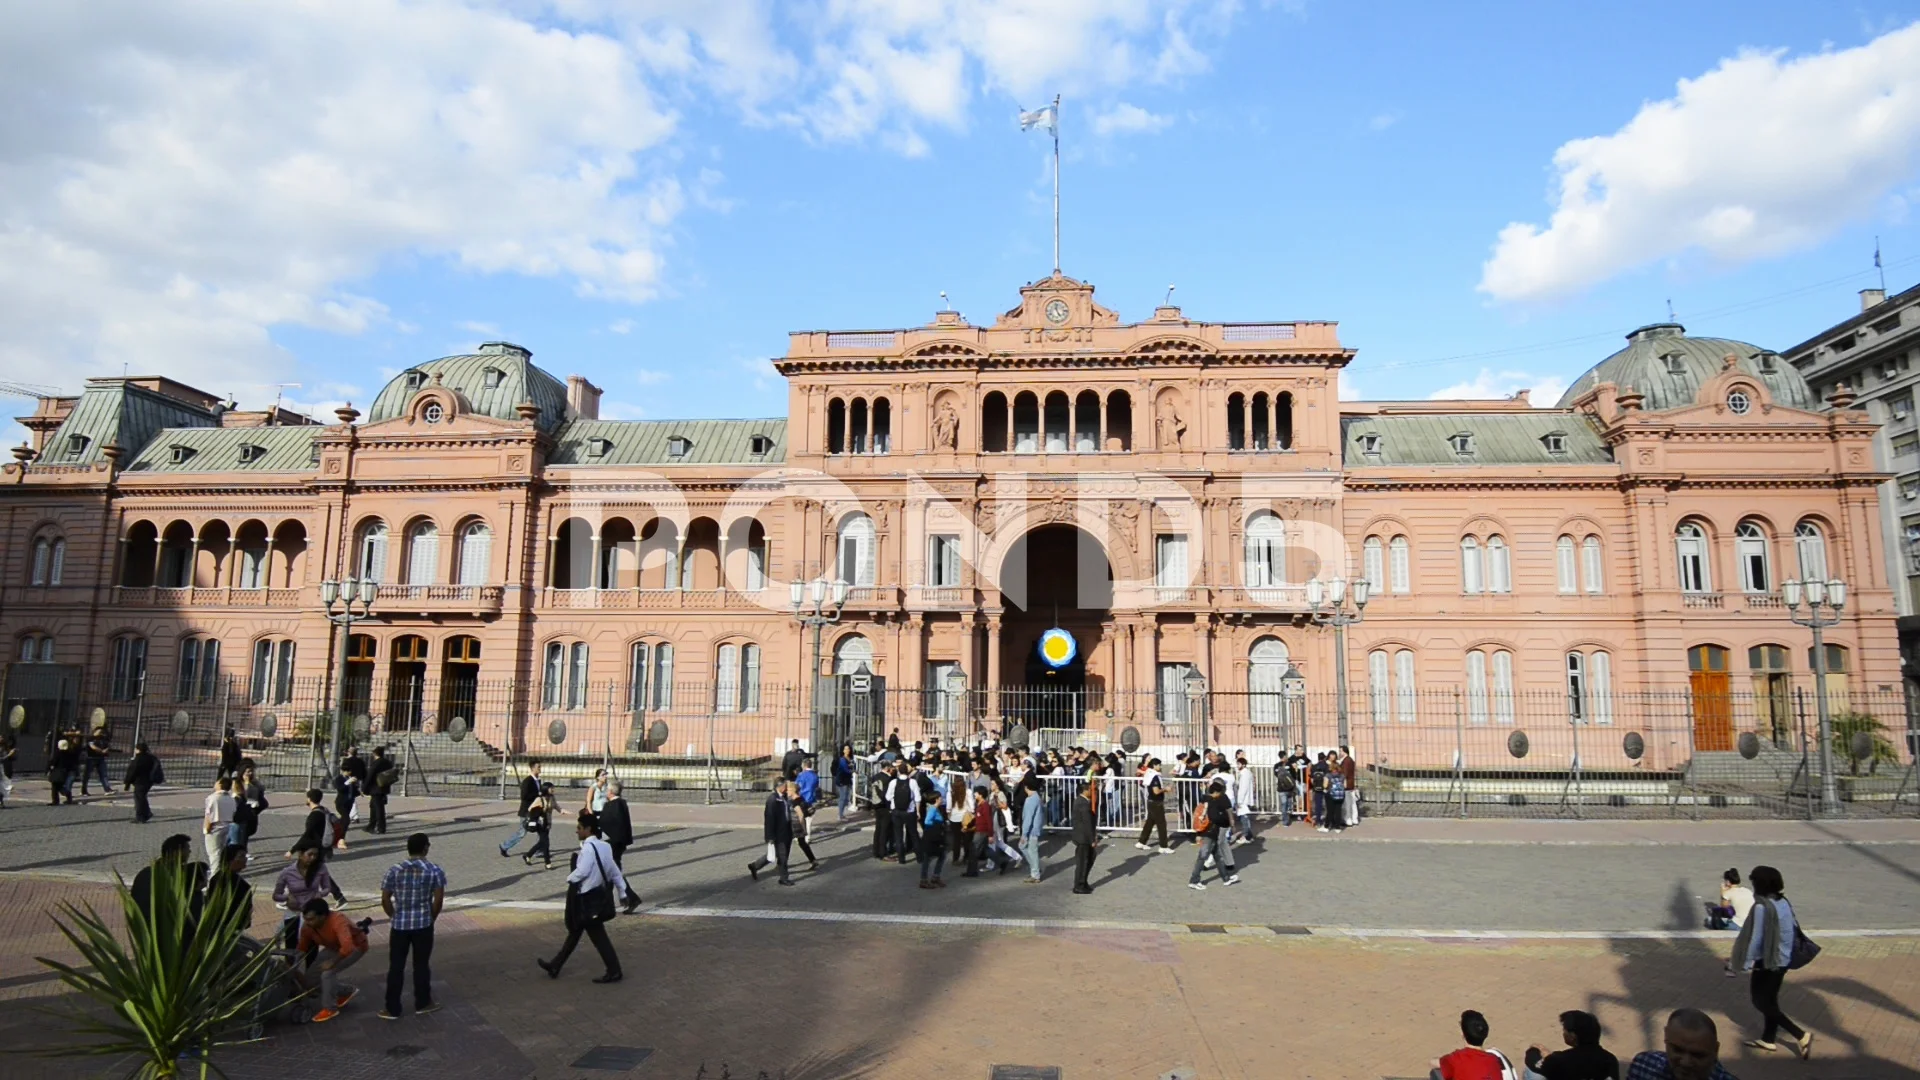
[1037,627,1077,670]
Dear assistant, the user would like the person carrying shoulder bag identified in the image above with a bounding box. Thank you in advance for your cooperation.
[1728,864,1816,1059]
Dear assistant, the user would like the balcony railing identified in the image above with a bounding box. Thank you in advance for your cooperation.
[908,586,972,610]
[1682,592,1725,609]
[372,583,505,615]
[539,587,774,611]
[113,586,302,608]
[1743,592,1784,609]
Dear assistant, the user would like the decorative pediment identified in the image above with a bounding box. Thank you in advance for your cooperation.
[1125,335,1216,357]
[906,340,985,359]
[992,271,1121,331]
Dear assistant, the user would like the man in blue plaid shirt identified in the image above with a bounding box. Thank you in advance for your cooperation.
[379,832,447,1020]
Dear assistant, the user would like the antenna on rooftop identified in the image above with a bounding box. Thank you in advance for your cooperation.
[1876,236,1886,293]
[1666,298,1676,323]
[271,383,301,423]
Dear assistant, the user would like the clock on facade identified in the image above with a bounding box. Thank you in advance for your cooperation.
[1044,298,1070,325]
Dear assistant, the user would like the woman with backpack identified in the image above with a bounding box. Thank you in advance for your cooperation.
[1730,864,1815,1059]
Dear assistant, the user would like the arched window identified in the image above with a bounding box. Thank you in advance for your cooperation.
[1492,650,1515,724]
[1012,392,1039,453]
[628,640,673,712]
[457,521,492,586]
[542,641,589,710]
[1486,536,1511,593]
[1460,536,1482,594]
[1466,649,1489,724]
[1105,390,1133,450]
[715,642,764,714]
[1367,649,1390,724]
[826,397,846,454]
[982,391,1009,452]
[1275,391,1294,450]
[1736,521,1770,593]
[1809,642,1850,705]
[1362,536,1385,594]
[1393,649,1417,723]
[1389,535,1410,594]
[870,397,891,454]
[1565,652,1587,721]
[1794,520,1829,582]
[1074,390,1101,451]
[30,535,63,585]
[1226,392,1247,451]
[1043,391,1070,453]
[18,634,54,664]
[1251,391,1271,450]
[1248,637,1289,726]
[250,638,296,705]
[1589,651,1613,724]
[405,521,439,586]
[356,520,390,583]
[110,635,148,701]
[834,634,873,675]
[1244,512,1284,588]
[1582,536,1604,593]
[849,398,868,454]
[837,514,876,586]
[1556,536,1577,594]
[1675,522,1710,593]
[176,636,221,703]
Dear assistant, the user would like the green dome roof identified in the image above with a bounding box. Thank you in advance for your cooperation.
[1557,324,1814,412]
[367,342,570,431]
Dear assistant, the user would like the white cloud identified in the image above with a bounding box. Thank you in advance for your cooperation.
[460,321,501,335]
[0,0,1232,397]
[1368,111,1400,131]
[1092,102,1173,136]
[1481,21,1920,302]
[1428,369,1569,405]
[634,368,672,386]
[609,319,635,334]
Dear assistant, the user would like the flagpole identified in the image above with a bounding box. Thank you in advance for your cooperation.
[1052,94,1062,274]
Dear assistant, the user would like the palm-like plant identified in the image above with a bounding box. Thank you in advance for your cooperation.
[35,858,287,1078]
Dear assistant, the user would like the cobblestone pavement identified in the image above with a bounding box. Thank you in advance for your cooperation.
[2,788,1918,1078]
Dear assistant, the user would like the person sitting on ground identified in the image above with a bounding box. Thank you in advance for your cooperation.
[295,897,370,1024]
[1525,1010,1618,1080]
[1433,1009,1517,1080]
[1705,868,1753,931]
[1625,1009,1738,1080]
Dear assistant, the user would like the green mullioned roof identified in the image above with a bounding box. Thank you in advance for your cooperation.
[366,342,571,432]
[549,418,787,466]
[122,425,322,474]
[1341,411,1613,467]
[1557,323,1814,411]
[43,382,219,466]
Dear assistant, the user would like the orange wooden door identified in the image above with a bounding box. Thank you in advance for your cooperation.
[1688,645,1733,752]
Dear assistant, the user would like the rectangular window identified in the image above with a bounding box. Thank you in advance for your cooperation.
[567,642,589,711]
[1363,537,1384,594]
[746,541,767,591]
[176,639,200,703]
[31,540,49,586]
[49,540,63,585]
[1367,650,1390,724]
[1487,538,1511,594]
[1566,653,1588,721]
[651,644,674,710]
[1157,662,1194,728]
[250,640,294,705]
[1556,537,1577,594]
[1389,536,1411,594]
[1492,650,1515,725]
[741,644,761,713]
[542,642,564,710]
[1155,534,1188,588]
[928,534,961,587]
[1393,650,1417,723]
[1590,651,1613,724]
[1895,435,1919,458]
[1582,537,1604,593]
[111,637,147,701]
[715,643,740,713]
[923,660,961,721]
[1466,650,1489,724]
[1460,537,1483,594]
[239,548,266,589]
[628,643,650,712]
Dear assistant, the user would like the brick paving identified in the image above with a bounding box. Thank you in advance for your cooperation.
[3,791,1919,1078]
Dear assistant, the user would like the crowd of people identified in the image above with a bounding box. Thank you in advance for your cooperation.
[1429,1005,1760,1080]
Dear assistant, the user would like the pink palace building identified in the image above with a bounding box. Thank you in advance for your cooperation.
[0,273,1902,777]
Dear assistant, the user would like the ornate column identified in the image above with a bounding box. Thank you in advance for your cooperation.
[262,536,277,589]
[985,612,1003,719]
[904,615,925,689]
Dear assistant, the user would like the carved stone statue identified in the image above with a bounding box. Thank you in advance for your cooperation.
[1155,398,1187,450]
[932,400,959,450]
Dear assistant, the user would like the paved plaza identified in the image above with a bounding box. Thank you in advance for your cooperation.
[2,789,1918,1079]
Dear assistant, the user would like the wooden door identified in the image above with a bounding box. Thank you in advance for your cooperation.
[1689,645,1732,752]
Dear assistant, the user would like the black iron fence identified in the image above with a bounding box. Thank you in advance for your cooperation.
[3,665,1914,816]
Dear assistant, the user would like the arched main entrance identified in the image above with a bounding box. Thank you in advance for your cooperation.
[997,524,1113,730]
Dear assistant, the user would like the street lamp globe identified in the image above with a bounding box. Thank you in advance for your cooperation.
[1827,579,1847,610]
[1783,579,1803,609]
[1804,578,1827,607]
[321,579,340,605]
[1280,662,1306,698]
[356,577,378,604]
[1329,576,1347,605]
[1352,577,1371,609]
[789,579,805,611]
[808,577,826,606]
[831,578,851,608]
[943,667,968,698]
[1305,577,1324,610]
[1183,666,1208,701]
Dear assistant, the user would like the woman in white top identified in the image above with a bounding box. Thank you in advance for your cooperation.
[1231,754,1257,845]
[1719,867,1755,928]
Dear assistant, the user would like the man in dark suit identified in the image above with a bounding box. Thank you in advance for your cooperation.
[747,785,794,886]
[779,739,806,780]
[1070,781,1099,895]
[366,747,395,834]
[499,762,543,856]
[599,781,642,913]
[124,741,159,823]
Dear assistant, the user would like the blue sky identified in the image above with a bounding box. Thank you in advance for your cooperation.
[8,1,1920,423]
